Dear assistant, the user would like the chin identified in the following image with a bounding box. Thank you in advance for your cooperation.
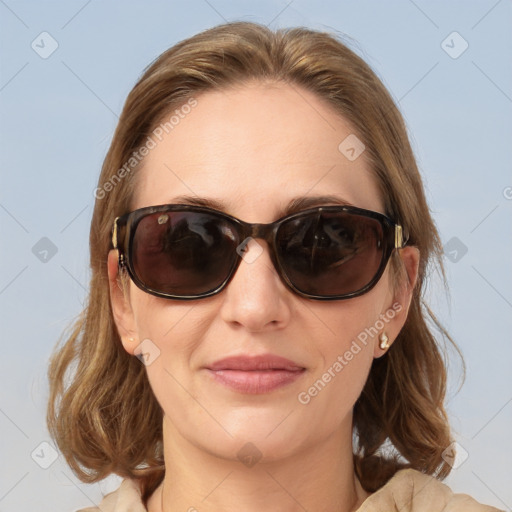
[198,411,316,462]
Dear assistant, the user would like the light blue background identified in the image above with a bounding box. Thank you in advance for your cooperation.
[1,1,511,511]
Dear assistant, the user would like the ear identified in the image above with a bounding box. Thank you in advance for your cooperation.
[107,249,138,355]
[373,246,420,358]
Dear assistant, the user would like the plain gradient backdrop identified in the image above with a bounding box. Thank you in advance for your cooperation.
[0,1,511,511]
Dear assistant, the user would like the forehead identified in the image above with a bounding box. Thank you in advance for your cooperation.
[132,82,383,220]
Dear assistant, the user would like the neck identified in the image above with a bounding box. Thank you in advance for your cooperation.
[147,416,369,512]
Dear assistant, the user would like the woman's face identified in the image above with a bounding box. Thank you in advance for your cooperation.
[108,82,417,463]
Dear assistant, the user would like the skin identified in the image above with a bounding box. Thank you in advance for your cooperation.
[108,81,419,512]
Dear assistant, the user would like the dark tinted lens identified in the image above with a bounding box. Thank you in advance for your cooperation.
[276,211,385,296]
[131,211,240,296]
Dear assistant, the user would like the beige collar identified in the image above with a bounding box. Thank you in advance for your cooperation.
[77,468,502,512]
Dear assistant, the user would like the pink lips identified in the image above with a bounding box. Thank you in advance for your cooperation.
[205,355,306,394]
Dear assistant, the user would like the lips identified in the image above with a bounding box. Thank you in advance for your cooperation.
[205,355,306,394]
[207,355,304,371]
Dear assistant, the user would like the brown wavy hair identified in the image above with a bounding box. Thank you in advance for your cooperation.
[47,21,460,505]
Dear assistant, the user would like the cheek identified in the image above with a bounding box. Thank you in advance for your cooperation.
[130,305,203,434]
[128,288,192,378]
[128,288,212,411]
[309,290,383,365]
[296,290,386,418]
[299,321,375,417]
[129,284,200,342]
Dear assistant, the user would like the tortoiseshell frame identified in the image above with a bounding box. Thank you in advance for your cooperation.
[111,204,405,301]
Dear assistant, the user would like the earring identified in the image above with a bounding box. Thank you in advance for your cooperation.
[379,332,390,350]
[128,337,135,342]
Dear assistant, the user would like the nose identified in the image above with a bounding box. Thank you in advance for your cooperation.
[219,237,292,332]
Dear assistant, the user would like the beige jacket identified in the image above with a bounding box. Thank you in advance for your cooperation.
[76,469,503,512]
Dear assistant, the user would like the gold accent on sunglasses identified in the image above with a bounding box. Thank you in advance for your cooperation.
[395,225,404,249]
[112,217,120,250]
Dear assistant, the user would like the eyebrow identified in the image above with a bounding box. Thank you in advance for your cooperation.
[168,194,354,217]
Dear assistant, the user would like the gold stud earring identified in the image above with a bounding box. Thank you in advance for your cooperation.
[128,337,135,342]
[379,332,390,350]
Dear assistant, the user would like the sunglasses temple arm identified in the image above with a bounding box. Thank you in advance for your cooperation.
[111,217,120,250]
[395,224,405,248]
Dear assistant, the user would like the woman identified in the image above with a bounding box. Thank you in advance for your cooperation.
[47,21,502,512]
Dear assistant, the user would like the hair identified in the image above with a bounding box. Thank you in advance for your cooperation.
[47,21,460,504]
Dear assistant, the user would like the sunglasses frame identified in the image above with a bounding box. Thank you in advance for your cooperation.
[111,204,405,301]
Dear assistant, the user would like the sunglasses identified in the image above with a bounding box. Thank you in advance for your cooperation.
[111,204,406,301]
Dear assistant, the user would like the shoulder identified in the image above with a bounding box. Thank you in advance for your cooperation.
[357,468,504,512]
[75,479,146,512]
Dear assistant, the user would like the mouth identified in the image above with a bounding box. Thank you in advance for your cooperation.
[205,355,306,394]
